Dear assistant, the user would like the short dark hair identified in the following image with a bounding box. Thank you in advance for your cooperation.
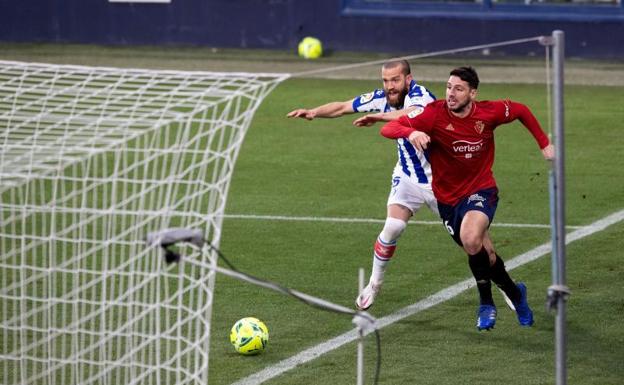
[383,59,411,76]
[450,66,479,89]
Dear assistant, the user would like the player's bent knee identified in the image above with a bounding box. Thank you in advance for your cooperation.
[460,234,483,255]
[380,217,407,241]
[374,217,406,261]
[460,224,486,253]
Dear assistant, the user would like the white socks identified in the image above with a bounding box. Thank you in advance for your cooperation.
[370,217,407,284]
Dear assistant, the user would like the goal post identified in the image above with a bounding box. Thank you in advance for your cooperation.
[0,60,288,385]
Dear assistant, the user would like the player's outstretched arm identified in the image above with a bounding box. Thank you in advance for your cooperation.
[353,106,422,127]
[505,101,553,152]
[286,100,354,120]
[353,112,385,127]
[286,108,315,120]
[380,119,430,151]
[505,101,555,161]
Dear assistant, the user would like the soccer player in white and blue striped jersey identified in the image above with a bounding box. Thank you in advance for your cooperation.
[287,60,438,310]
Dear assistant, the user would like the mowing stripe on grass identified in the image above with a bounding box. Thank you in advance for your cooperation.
[230,209,624,385]
[224,213,585,229]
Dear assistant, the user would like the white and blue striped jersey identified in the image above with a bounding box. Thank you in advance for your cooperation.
[352,80,436,185]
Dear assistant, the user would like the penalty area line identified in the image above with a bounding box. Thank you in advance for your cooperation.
[230,209,624,385]
[223,213,585,229]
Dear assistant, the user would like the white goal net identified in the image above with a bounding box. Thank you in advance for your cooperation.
[0,60,288,385]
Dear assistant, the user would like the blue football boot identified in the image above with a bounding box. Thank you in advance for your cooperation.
[476,304,497,331]
[514,282,534,327]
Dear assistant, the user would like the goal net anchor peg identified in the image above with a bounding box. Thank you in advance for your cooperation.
[146,228,205,264]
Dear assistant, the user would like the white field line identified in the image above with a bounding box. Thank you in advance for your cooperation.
[230,209,624,385]
[223,213,585,230]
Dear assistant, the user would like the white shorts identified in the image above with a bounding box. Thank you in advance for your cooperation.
[386,171,438,215]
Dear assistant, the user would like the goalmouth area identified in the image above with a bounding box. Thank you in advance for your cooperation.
[1,41,623,385]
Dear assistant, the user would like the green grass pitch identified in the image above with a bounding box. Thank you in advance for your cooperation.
[1,44,622,384]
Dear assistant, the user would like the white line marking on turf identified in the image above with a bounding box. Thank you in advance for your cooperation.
[230,209,624,385]
[223,213,585,229]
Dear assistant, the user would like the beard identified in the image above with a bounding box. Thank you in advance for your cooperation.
[386,87,408,109]
[448,98,471,114]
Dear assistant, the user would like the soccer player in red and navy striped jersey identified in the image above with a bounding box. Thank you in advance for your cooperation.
[381,66,554,330]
